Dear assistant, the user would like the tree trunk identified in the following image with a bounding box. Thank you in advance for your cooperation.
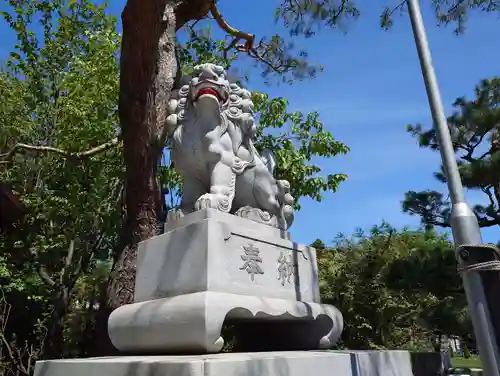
[100,0,219,352]
[107,0,214,311]
[106,0,178,310]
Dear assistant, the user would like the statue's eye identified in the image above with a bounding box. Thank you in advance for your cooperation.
[214,66,225,77]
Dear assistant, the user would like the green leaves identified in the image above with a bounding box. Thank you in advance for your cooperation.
[253,91,349,206]
[317,224,469,350]
[171,29,350,209]
[403,77,500,229]
[0,0,123,364]
[178,25,238,77]
[275,0,360,38]
[381,0,500,34]
[161,88,349,210]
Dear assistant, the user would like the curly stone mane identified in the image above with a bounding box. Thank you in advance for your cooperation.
[170,81,258,162]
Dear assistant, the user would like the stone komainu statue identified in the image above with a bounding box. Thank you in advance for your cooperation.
[165,63,294,229]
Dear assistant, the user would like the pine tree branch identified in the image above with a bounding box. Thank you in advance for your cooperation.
[384,0,407,24]
[210,2,254,53]
[60,239,75,286]
[38,266,57,287]
[0,136,122,164]
[28,248,57,288]
[210,2,289,74]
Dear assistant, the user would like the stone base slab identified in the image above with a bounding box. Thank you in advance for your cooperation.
[34,350,413,376]
[108,291,343,354]
[164,208,291,240]
[343,350,413,376]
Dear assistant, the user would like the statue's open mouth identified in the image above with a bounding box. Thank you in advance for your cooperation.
[194,82,228,103]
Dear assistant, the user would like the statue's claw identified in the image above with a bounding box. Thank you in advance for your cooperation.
[235,206,279,228]
[195,193,231,212]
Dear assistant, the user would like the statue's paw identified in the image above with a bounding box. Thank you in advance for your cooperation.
[195,193,216,210]
[235,206,279,228]
[195,193,231,212]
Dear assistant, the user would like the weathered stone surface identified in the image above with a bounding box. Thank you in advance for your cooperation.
[34,350,415,376]
[137,209,315,303]
[108,291,343,353]
[165,63,295,230]
[164,208,290,240]
[340,350,414,376]
[109,210,343,354]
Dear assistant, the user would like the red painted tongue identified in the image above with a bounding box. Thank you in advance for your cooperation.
[197,88,219,100]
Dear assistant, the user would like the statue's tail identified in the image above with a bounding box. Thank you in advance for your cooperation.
[260,148,276,175]
[259,148,294,229]
[277,179,295,229]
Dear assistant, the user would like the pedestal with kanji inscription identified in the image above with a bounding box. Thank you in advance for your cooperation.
[107,209,343,354]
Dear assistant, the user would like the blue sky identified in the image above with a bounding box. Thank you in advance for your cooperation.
[194,0,499,246]
[1,1,499,246]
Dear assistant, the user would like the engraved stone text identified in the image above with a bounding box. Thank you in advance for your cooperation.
[240,243,264,281]
[277,251,294,286]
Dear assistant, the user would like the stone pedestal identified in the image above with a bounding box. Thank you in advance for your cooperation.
[34,350,414,376]
[108,209,343,354]
[33,210,416,376]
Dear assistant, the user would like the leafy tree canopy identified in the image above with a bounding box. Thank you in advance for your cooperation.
[403,78,500,230]
[0,0,349,370]
[0,0,496,372]
[317,223,470,350]
[0,0,124,370]
[112,0,500,308]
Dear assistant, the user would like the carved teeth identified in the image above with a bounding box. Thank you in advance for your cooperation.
[194,82,228,102]
[197,88,218,99]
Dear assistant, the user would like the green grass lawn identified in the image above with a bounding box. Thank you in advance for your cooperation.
[452,356,482,369]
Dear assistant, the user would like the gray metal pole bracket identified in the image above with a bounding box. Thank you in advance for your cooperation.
[456,244,500,273]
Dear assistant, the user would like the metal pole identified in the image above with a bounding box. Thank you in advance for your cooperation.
[406,0,500,374]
